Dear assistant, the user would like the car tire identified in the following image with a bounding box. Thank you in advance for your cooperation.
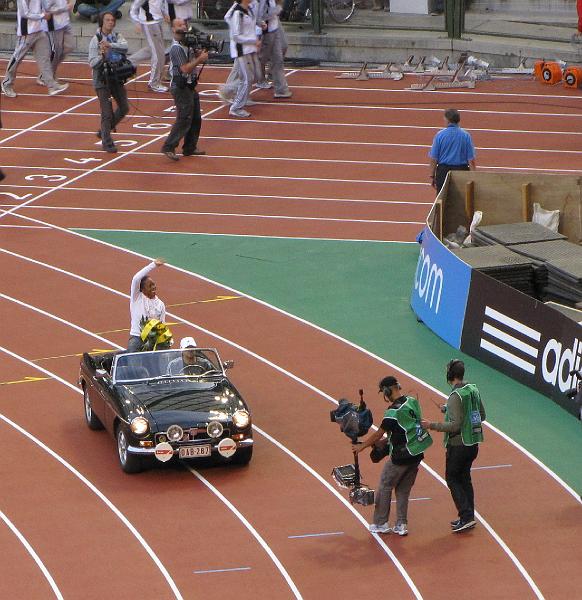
[116,426,143,474]
[83,386,104,430]
[231,445,253,465]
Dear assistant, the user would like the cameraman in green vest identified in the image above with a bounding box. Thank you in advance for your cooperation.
[353,375,432,537]
[421,359,486,533]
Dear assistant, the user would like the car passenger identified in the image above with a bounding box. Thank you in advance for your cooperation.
[167,337,216,375]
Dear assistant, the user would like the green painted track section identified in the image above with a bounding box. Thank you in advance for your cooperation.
[79,230,582,493]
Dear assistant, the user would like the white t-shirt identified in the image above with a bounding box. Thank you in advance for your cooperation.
[129,262,166,337]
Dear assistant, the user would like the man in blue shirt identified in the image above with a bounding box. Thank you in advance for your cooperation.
[429,108,476,193]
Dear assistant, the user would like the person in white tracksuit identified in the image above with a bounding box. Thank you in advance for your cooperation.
[257,0,291,97]
[43,0,74,83]
[2,0,69,97]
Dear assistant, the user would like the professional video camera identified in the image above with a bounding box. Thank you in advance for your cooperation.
[103,58,137,84]
[566,369,582,420]
[182,28,225,53]
[330,390,375,506]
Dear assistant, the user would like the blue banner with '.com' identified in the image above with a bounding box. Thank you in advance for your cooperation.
[410,227,472,349]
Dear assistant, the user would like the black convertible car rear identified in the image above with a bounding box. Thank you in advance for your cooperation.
[78,348,253,473]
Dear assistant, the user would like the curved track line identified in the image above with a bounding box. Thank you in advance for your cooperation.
[183,466,303,600]
[0,287,422,598]
[0,246,545,597]
[0,345,183,600]
[0,509,64,600]
[10,216,572,503]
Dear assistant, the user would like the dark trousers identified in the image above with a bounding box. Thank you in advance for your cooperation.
[445,444,479,522]
[96,82,129,148]
[435,163,470,193]
[162,85,201,154]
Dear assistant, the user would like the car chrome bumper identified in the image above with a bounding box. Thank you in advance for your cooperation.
[128,438,254,455]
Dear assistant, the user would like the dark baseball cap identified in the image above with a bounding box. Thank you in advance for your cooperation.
[378,376,398,391]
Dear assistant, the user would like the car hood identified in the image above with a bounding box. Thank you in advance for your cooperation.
[118,379,244,428]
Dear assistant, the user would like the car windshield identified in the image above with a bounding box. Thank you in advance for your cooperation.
[113,349,223,383]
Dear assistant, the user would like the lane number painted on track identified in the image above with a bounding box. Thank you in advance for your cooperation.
[93,139,138,147]
[64,157,102,165]
[133,123,171,130]
[0,192,33,200]
[24,174,67,182]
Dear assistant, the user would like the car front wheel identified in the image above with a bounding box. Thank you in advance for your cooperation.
[83,387,104,430]
[231,445,253,465]
[116,427,142,474]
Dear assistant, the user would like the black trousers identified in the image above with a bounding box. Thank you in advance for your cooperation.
[96,81,129,148]
[162,85,201,154]
[445,443,479,522]
[435,163,470,193]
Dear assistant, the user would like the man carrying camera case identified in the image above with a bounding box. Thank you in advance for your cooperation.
[354,375,432,536]
[161,18,208,161]
[88,11,130,153]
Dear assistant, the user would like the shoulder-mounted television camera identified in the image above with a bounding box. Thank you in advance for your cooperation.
[330,390,375,506]
[102,58,136,84]
[182,28,224,53]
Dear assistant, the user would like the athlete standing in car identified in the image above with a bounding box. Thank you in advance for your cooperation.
[128,258,166,352]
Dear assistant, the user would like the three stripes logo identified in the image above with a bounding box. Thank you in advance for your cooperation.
[479,306,541,375]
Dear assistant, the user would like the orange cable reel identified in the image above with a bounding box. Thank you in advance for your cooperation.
[563,66,582,89]
[534,60,563,85]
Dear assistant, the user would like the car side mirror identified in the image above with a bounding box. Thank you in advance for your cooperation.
[223,360,234,370]
[95,369,108,379]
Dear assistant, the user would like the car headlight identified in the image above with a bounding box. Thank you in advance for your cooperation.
[207,421,224,438]
[166,424,184,442]
[130,417,149,436]
[232,410,250,429]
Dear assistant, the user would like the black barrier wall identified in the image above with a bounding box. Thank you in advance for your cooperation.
[461,269,582,417]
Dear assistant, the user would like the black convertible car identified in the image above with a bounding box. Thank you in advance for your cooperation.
[78,348,253,473]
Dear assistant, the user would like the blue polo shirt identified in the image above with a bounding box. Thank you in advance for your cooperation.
[429,124,475,165]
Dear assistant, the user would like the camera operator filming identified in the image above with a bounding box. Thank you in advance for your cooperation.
[353,376,432,537]
[161,19,209,161]
[88,12,131,153]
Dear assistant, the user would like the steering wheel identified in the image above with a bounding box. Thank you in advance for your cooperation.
[179,363,206,374]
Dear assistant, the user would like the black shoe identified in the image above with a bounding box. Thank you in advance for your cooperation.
[103,144,117,153]
[183,148,206,156]
[451,519,476,533]
[114,10,122,18]
[450,519,461,528]
[163,150,179,161]
[96,130,101,139]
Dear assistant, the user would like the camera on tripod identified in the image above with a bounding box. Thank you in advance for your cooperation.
[330,391,375,506]
[182,28,225,53]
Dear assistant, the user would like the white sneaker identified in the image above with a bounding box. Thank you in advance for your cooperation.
[254,81,272,89]
[392,523,408,536]
[148,84,169,93]
[2,81,16,98]
[48,82,69,96]
[229,108,251,118]
[36,75,45,86]
[274,90,293,98]
[245,99,258,106]
[369,523,391,534]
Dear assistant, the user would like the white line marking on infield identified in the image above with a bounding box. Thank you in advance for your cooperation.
[193,567,252,574]
[472,464,512,471]
[288,531,345,539]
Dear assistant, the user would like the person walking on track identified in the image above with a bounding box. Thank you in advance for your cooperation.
[429,108,476,194]
[43,0,74,85]
[2,0,69,98]
[353,375,432,537]
[421,359,486,533]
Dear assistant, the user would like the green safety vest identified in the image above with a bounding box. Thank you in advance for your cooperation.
[384,396,433,456]
[444,383,484,447]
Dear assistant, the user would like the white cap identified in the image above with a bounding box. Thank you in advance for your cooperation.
[180,336,197,349]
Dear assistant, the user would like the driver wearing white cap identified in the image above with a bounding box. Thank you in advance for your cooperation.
[167,337,216,375]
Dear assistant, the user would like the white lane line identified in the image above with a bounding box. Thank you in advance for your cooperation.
[0,508,64,600]
[193,567,252,574]
[0,78,236,223]
[0,246,544,599]
[184,465,303,600]
[4,205,423,226]
[0,70,151,149]
[0,275,423,598]
[472,464,513,471]
[0,255,424,599]
[394,497,432,502]
[288,532,344,539]
[0,189,433,206]
[0,164,430,187]
[75,228,416,243]
[0,347,183,600]
[0,224,50,229]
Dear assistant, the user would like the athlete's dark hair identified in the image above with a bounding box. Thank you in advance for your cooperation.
[446,359,465,382]
[98,11,116,28]
[444,108,461,124]
[139,276,150,292]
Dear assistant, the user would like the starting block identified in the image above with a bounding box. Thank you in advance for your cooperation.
[488,58,533,75]
[336,62,403,80]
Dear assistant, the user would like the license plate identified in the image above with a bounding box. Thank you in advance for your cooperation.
[179,445,211,459]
